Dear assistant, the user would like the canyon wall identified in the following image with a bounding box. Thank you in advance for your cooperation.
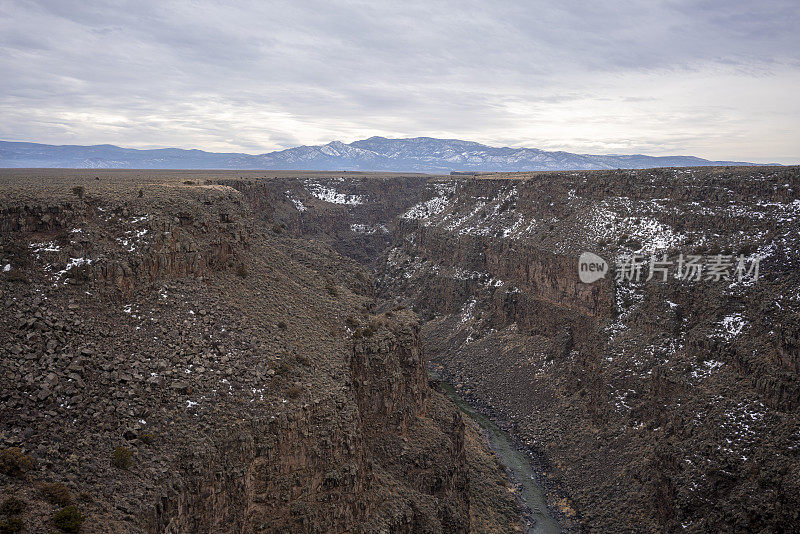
[236,166,800,532]
[0,170,521,533]
[4,166,798,532]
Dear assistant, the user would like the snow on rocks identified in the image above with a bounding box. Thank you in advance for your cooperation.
[718,314,747,341]
[285,190,307,212]
[305,181,363,205]
[690,360,724,380]
[459,297,477,325]
[29,241,61,255]
[401,182,457,222]
[54,257,92,283]
[402,195,451,221]
[586,199,683,252]
[350,223,389,235]
[117,228,148,252]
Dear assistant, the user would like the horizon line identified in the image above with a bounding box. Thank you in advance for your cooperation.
[2,137,793,165]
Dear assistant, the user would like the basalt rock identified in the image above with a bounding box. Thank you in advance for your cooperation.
[0,170,522,534]
[227,165,800,532]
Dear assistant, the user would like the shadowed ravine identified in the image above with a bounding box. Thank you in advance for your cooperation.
[4,168,795,532]
[430,370,563,534]
[223,167,800,531]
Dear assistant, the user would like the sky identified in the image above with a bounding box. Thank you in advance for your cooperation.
[1,0,798,163]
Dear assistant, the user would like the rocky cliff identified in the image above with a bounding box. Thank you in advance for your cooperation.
[4,165,799,532]
[232,166,800,532]
[0,170,522,533]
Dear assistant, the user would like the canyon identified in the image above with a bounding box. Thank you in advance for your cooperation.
[2,166,799,532]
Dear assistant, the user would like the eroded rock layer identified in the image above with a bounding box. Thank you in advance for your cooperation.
[0,170,522,534]
[232,166,800,532]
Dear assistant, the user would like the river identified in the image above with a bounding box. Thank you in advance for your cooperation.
[432,373,562,534]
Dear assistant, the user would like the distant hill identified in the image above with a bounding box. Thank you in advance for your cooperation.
[0,137,762,172]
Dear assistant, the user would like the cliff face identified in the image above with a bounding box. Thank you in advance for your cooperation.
[233,166,800,532]
[229,174,430,264]
[0,170,521,534]
[151,314,472,534]
[350,316,474,533]
[4,166,798,532]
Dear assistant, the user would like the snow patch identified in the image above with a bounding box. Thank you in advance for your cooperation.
[350,223,389,235]
[54,257,92,282]
[29,241,61,253]
[305,182,363,205]
[285,190,307,212]
[719,314,746,341]
[691,360,724,380]
[402,195,451,220]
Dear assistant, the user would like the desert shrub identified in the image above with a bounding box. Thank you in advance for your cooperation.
[71,186,85,199]
[277,321,287,330]
[295,354,310,366]
[236,263,248,279]
[286,386,302,399]
[111,446,132,470]
[40,482,72,506]
[0,448,33,478]
[0,517,23,533]
[274,361,290,375]
[362,318,383,338]
[3,270,28,284]
[0,497,25,516]
[52,506,85,533]
[54,231,72,248]
[272,224,283,234]
[76,492,93,503]
[183,180,195,185]
[139,432,156,445]
[325,278,338,297]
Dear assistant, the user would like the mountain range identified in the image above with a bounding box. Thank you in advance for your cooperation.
[0,137,761,172]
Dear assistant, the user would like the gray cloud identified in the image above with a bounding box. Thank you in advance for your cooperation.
[1,0,798,162]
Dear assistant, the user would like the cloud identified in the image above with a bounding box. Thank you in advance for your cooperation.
[0,0,798,162]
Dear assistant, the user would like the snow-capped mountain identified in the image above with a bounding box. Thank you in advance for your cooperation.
[0,137,761,172]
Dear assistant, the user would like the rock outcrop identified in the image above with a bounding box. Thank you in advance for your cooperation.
[0,170,522,533]
[230,165,800,532]
[5,164,798,532]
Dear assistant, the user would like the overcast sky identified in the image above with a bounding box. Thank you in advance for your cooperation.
[1,0,798,162]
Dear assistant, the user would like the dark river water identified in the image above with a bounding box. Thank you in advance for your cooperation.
[432,373,562,534]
